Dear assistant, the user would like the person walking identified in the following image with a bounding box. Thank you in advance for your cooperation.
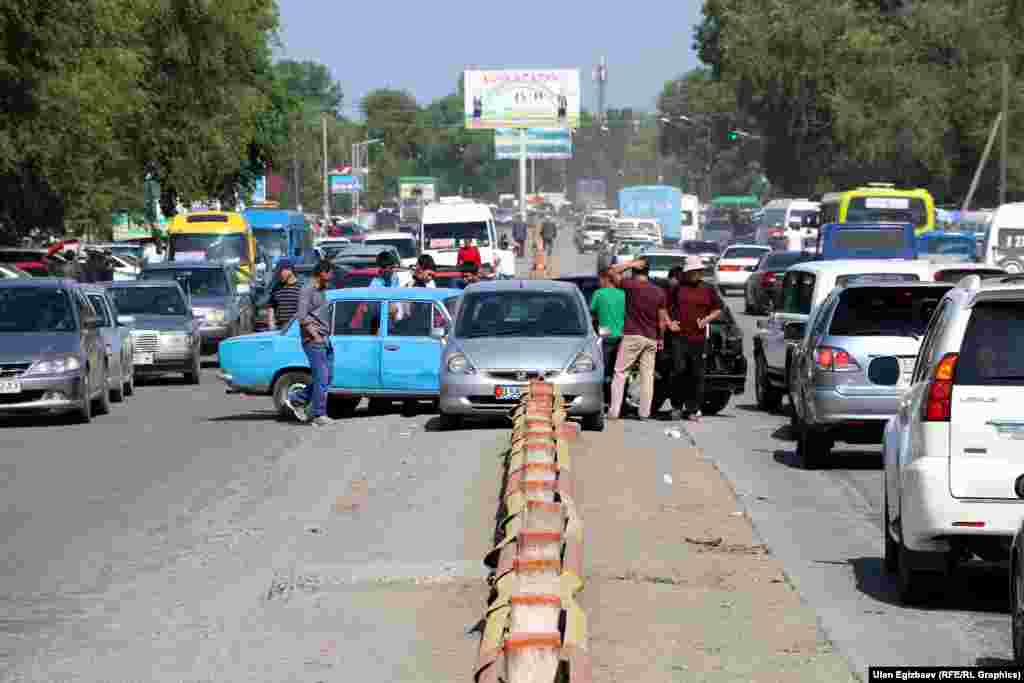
[456,239,481,269]
[289,260,335,426]
[541,219,557,257]
[608,258,675,421]
[512,219,527,257]
[590,267,625,408]
[266,258,302,330]
[666,256,723,422]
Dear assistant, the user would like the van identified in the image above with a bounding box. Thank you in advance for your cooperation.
[167,211,260,283]
[982,202,1024,273]
[756,198,820,250]
[420,202,516,277]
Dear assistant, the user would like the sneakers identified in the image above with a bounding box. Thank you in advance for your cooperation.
[311,415,335,427]
[286,388,309,423]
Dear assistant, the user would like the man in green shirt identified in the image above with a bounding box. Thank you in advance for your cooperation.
[590,267,625,408]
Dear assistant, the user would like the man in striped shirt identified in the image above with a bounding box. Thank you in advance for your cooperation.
[266,258,302,330]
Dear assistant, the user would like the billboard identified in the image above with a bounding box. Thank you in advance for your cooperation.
[330,174,362,194]
[465,69,580,129]
[398,177,437,202]
[495,128,572,160]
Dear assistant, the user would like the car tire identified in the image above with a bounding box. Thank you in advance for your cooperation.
[184,354,201,385]
[754,353,783,413]
[883,490,899,574]
[701,392,731,416]
[368,398,391,415]
[327,396,359,419]
[93,372,111,416]
[1014,557,1024,663]
[74,374,92,424]
[110,366,126,403]
[124,366,135,397]
[401,400,419,418]
[582,411,605,432]
[438,411,462,431]
[796,422,829,469]
[272,370,311,419]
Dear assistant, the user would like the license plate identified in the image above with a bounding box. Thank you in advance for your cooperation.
[0,379,21,394]
[495,385,523,401]
[135,352,154,365]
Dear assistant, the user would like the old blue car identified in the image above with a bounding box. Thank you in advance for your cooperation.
[218,287,462,419]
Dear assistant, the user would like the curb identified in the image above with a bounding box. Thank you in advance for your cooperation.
[474,380,592,683]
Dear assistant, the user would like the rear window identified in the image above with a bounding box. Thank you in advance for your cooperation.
[341,273,375,288]
[834,273,919,287]
[846,196,927,226]
[762,252,814,270]
[956,302,1024,385]
[828,287,947,337]
[722,247,769,259]
[933,269,1006,283]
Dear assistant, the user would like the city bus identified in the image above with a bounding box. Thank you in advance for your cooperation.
[167,211,258,282]
[242,203,312,267]
[820,183,935,236]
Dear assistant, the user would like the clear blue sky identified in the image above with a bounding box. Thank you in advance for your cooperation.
[275,0,704,115]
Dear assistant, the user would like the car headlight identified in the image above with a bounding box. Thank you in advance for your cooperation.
[446,352,476,374]
[166,331,191,344]
[566,351,596,374]
[24,355,81,375]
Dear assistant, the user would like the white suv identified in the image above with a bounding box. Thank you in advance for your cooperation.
[883,273,1024,603]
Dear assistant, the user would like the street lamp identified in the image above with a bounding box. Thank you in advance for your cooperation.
[352,138,383,220]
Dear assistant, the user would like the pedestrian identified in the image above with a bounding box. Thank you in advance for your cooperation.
[409,254,436,287]
[289,259,335,426]
[513,220,527,256]
[607,257,674,421]
[266,258,302,330]
[666,255,723,422]
[370,250,403,287]
[541,219,557,257]
[590,267,625,408]
[457,260,481,288]
[456,238,481,268]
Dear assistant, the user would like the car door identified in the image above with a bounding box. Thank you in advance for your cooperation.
[380,299,446,393]
[793,292,837,421]
[329,299,383,391]
[75,291,103,391]
[86,292,120,383]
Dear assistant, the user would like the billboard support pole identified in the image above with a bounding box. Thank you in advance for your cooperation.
[519,129,527,224]
[321,112,330,228]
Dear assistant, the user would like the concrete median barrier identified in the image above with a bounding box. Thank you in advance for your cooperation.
[474,379,592,683]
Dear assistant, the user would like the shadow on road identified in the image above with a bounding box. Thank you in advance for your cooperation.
[772,448,882,471]
[850,556,1009,614]
[207,410,286,423]
[423,416,511,433]
[978,657,1017,666]
[201,359,220,369]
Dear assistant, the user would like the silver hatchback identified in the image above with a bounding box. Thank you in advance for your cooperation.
[789,281,953,467]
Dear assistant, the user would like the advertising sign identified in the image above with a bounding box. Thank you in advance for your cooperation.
[330,174,362,194]
[464,69,580,129]
[495,128,572,159]
[398,177,437,202]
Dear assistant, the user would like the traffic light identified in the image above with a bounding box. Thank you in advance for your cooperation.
[727,130,739,142]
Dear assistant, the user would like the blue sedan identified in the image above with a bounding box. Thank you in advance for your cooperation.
[218,287,462,418]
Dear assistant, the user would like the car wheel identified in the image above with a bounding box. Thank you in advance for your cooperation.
[897,542,928,605]
[368,398,392,415]
[93,371,111,416]
[883,489,899,574]
[110,362,126,403]
[401,400,418,418]
[701,392,731,416]
[1001,258,1024,274]
[438,411,462,431]
[582,410,605,432]
[327,396,359,419]
[184,354,201,385]
[796,422,829,469]
[124,365,135,397]
[74,374,92,424]
[754,353,783,413]
[272,370,311,419]
[1014,557,1024,662]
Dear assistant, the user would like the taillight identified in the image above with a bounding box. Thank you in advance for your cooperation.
[718,264,739,272]
[923,353,958,422]
[815,346,860,372]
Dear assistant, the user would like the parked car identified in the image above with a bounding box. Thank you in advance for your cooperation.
[218,287,462,418]
[139,262,254,353]
[0,248,57,277]
[883,274,1024,603]
[790,281,952,468]
[714,244,771,293]
[743,250,817,315]
[753,259,935,413]
[0,279,112,422]
[82,285,135,402]
[106,281,202,384]
[438,280,605,431]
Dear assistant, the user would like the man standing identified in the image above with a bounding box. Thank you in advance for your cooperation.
[409,254,436,287]
[667,256,722,422]
[512,219,527,256]
[608,258,674,421]
[456,239,481,268]
[590,267,625,408]
[266,258,302,329]
[541,219,557,257]
[289,260,335,426]
[370,251,402,287]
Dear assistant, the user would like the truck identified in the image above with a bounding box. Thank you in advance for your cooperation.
[617,185,683,246]
[575,178,607,210]
[398,177,437,223]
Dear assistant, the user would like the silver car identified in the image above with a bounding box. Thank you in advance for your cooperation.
[789,281,952,467]
[82,286,135,402]
[439,280,605,431]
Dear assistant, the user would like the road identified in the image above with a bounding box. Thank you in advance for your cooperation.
[0,222,1014,681]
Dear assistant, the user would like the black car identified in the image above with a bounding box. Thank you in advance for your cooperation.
[555,275,747,416]
[743,250,817,315]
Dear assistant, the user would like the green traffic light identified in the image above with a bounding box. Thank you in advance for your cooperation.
[727,131,738,141]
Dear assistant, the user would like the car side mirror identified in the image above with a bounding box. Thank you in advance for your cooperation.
[429,326,447,340]
[784,322,806,341]
[117,315,135,327]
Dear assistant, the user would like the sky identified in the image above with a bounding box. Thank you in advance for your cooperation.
[275,0,704,116]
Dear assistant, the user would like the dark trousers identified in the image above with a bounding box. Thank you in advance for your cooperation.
[299,342,334,418]
[601,337,621,406]
[667,336,707,414]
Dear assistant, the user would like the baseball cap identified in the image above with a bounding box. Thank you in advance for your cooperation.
[683,255,705,272]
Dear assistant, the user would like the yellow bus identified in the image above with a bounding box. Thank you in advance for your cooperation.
[820,183,935,235]
[167,211,258,281]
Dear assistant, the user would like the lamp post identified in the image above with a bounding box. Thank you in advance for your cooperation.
[351,138,383,222]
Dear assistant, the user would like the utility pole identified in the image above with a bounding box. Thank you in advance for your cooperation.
[352,142,359,221]
[1001,60,1009,205]
[593,56,607,124]
[321,112,330,227]
[531,158,536,195]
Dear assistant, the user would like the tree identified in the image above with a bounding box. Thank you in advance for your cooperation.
[274,59,344,116]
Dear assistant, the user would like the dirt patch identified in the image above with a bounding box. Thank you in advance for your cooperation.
[576,423,857,682]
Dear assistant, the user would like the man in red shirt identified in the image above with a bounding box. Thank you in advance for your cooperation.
[607,258,675,421]
[667,256,723,421]
[456,239,481,268]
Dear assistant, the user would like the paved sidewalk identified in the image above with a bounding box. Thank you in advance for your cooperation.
[575,421,858,682]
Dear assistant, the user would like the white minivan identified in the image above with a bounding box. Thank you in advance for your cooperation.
[681,194,700,242]
[420,201,516,278]
[756,199,820,251]
[982,202,1024,273]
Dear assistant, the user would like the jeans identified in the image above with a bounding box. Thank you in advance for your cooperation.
[544,238,554,256]
[609,335,658,419]
[300,342,333,418]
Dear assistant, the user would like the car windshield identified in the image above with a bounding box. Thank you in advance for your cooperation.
[365,238,416,259]
[846,196,927,226]
[557,279,599,305]
[760,209,787,226]
[456,292,586,338]
[141,269,229,297]
[683,241,719,254]
[644,254,687,271]
[423,222,490,249]
[253,229,289,259]
[957,302,1024,384]
[110,286,187,316]
[723,247,769,259]
[170,233,246,264]
[0,287,76,332]
[828,286,946,337]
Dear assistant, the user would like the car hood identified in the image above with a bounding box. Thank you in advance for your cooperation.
[0,333,80,362]
[455,337,589,371]
[129,315,193,332]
